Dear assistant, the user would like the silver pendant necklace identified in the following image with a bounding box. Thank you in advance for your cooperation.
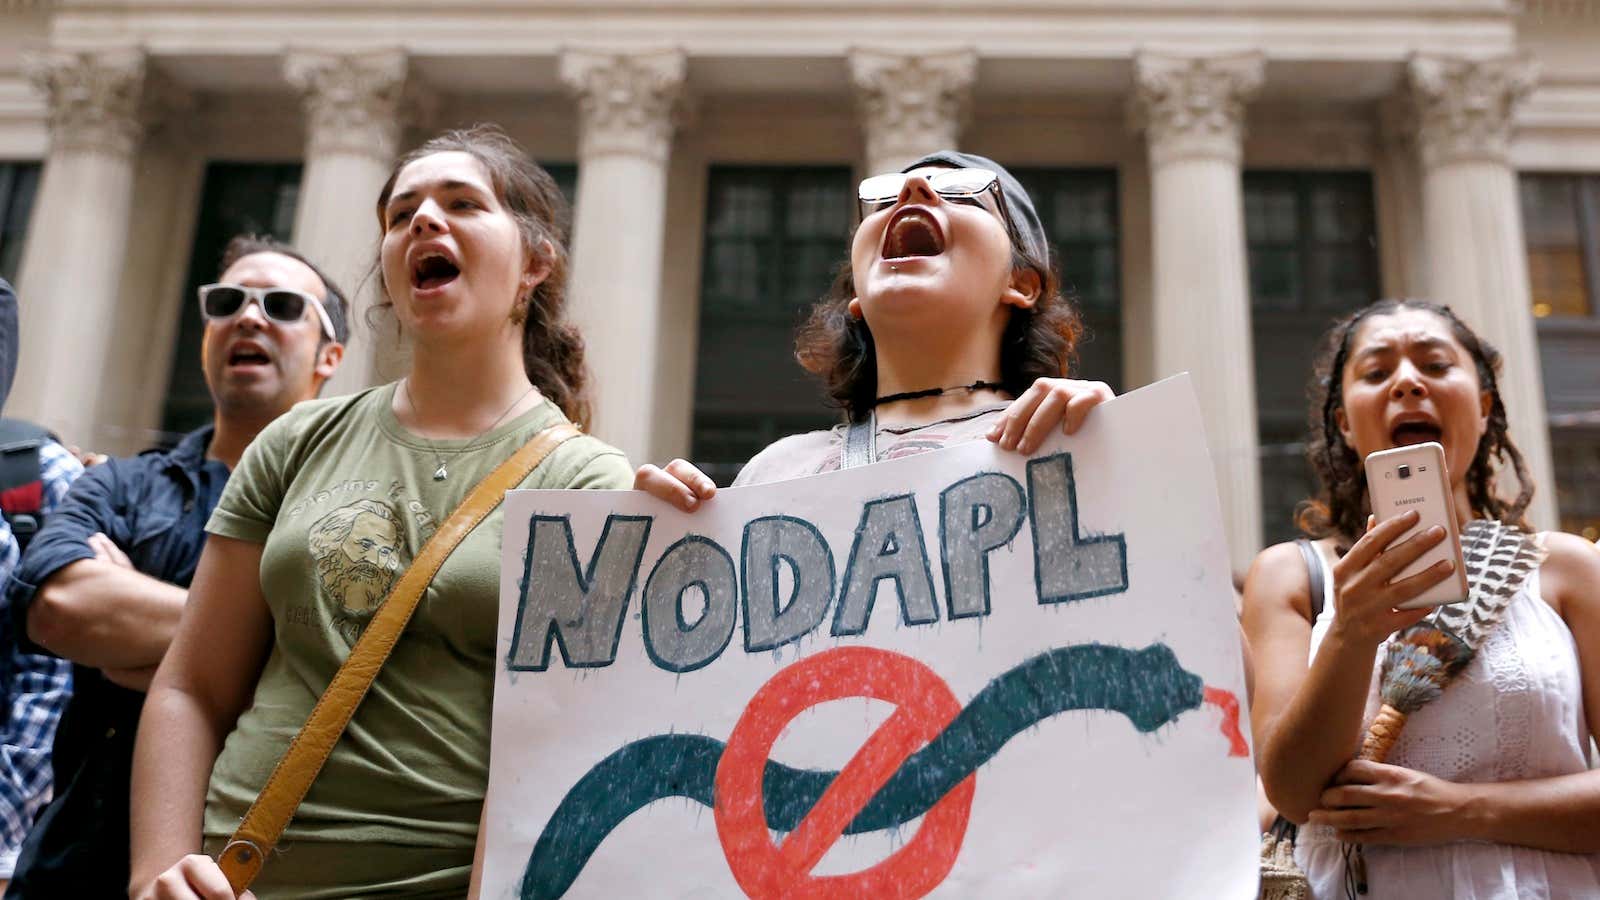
[401,378,536,482]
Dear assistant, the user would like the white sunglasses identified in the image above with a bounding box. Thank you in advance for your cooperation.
[856,167,1011,231]
[198,283,336,340]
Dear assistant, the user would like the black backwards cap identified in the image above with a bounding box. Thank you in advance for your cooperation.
[901,150,1050,270]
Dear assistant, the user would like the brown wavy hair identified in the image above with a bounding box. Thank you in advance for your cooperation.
[1295,298,1534,544]
[794,205,1081,422]
[373,124,591,427]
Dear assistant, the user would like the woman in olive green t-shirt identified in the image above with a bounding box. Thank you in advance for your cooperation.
[130,126,631,899]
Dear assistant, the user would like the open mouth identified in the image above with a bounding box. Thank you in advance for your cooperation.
[411,252,461,291]
[1390,420,1443,446]
[882,209,946,260]
[227,345,271,368]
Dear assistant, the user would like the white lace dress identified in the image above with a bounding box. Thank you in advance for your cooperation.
[1296,551,1600,900]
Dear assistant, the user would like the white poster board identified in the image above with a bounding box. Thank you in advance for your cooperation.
[484,375,1258,899]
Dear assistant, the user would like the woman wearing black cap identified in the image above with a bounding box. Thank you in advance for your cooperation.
[636,150,1111,502]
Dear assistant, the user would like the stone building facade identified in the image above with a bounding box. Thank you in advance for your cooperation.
[1,0,1597,571]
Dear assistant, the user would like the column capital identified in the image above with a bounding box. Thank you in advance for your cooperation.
[849,47,977,174]
[560,48,687,163]
[1130,51,1264,167]
[284,48,408,161]
[26,49,149,158]
[1405,54,1538,168]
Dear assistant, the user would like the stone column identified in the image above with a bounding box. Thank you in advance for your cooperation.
[560,48,686,464]
[1131,51,1265,573]
[1118,155,1155,390]
[284,49,408,394]
[102,84,205,455]
[849,49,977,175]
[10,50,148,445]
[1374,96,1429,300]
[1406,54,1558,528]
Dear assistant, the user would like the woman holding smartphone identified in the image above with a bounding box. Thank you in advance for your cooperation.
[1243,298,1600,898]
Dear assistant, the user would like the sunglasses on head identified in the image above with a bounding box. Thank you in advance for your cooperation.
[857,167,1011,231]
[198,283,336,340]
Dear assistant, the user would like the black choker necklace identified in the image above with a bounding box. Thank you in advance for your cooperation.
[872,379,1006,408]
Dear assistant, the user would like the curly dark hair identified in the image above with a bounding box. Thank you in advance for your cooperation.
[1295,298,1534,544]
[793,200,1081,422]
[373,124,591,427]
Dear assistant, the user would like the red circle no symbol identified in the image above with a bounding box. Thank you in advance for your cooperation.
[714,647,975,899]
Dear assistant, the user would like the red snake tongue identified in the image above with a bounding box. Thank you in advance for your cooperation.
[1203,686,1250,757]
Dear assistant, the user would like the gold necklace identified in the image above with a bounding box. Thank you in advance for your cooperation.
[401,378,536,482]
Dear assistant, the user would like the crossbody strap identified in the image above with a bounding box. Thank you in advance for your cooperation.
[216,422,582,895]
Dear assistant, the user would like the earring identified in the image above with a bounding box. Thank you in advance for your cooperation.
[510,289,532,325]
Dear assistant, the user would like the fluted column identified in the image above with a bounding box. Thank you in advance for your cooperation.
[850,49,976,175]
[1374,95,1429,299]
[561,48,686,463]
[101,83,204,455]
[1406,55,1557,528]
[284,49,408,394]
[11,50,148,445]
[1131,51,1265,573]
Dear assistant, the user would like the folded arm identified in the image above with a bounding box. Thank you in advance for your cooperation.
[1243,516,1441,823]
[28,557,186,669]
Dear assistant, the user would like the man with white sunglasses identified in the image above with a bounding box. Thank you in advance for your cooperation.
[4,235,347,898]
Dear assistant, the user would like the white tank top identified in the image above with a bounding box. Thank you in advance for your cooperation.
[1296,544,1600,899]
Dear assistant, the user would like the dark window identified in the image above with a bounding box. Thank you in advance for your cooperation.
[161,163,302,440]
[691,167,852,485]
[1012,169,1123,391]
[1522,175,1598,320]
[1247,171,1380,545]
[0,162,42,283]
[1520,173,1600,540]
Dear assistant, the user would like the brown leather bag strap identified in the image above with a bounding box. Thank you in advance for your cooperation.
[216,422,581,895]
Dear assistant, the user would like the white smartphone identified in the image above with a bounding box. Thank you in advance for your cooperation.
[1363,442,1470,609]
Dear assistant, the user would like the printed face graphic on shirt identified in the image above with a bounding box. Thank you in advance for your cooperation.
[309,499,407,644]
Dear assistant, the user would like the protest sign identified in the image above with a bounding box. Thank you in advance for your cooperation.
[482,374,1258,898]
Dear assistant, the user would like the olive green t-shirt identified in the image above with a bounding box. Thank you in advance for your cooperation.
[202,383,630,859]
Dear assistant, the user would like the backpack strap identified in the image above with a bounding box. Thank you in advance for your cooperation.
[841,412,876,470]
[1294,538,1326,623]
[1260,540,1330,851]
[0,418,52,552]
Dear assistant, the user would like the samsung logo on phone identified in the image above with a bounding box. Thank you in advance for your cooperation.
[1397,497,1427,506]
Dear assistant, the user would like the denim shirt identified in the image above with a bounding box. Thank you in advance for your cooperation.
[11,426,229,620]
[6,425,229,897]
